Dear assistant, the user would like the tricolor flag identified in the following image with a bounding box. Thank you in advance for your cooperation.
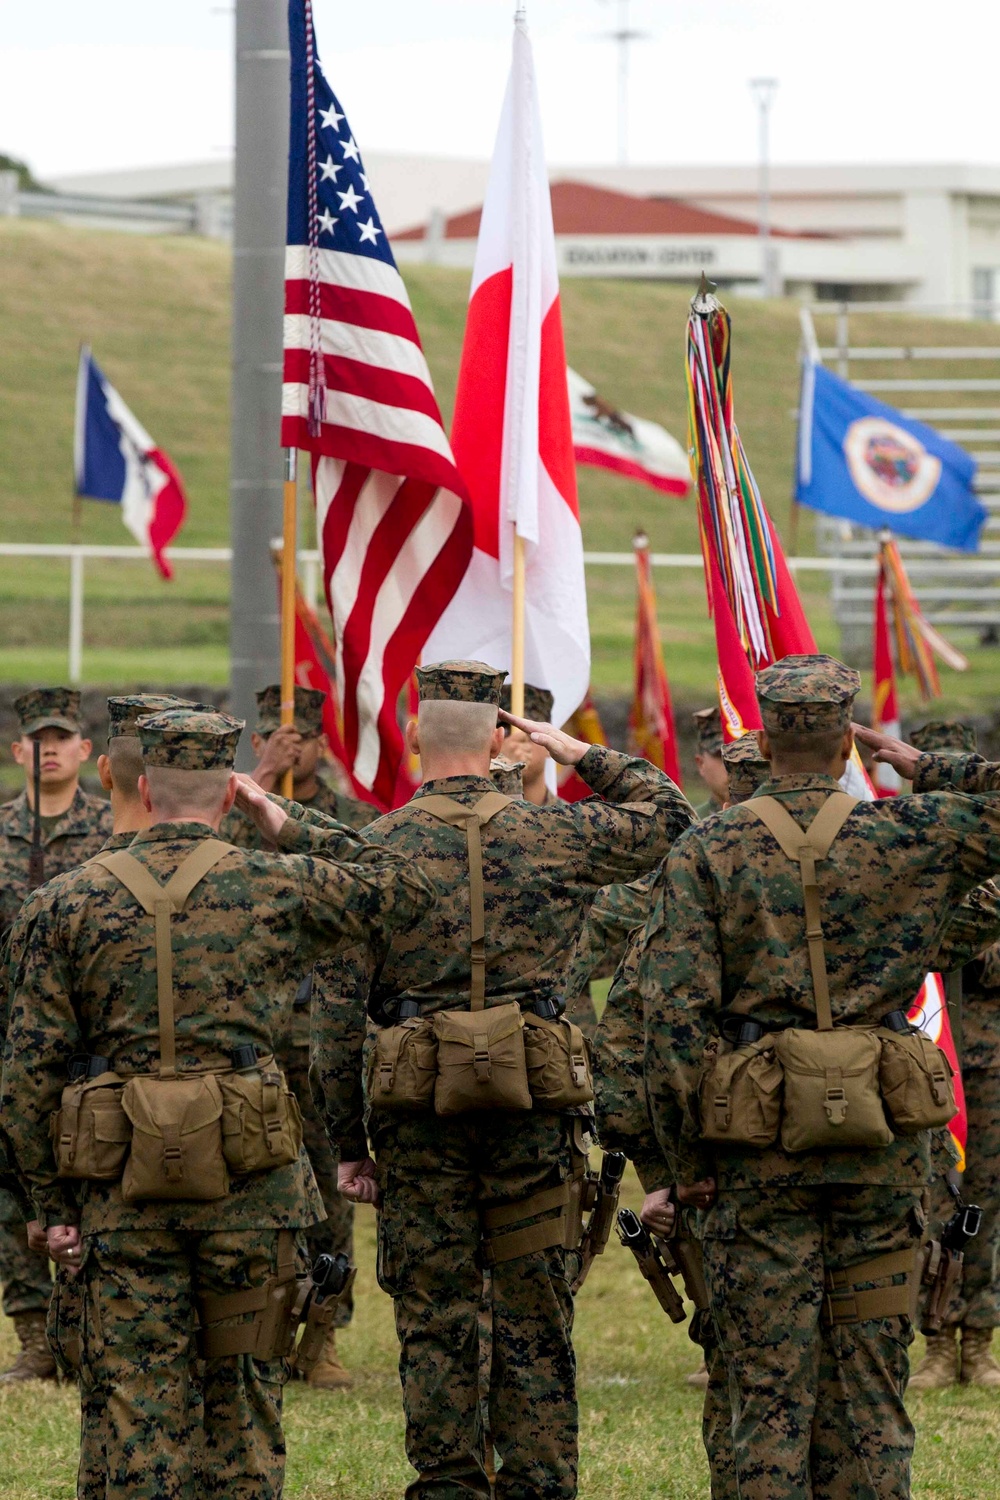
[282,0,472,809]
[74,347,187,579]
[568,368,689,496]
[423,12,589,729]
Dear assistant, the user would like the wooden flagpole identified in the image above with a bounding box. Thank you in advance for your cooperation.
[280,447,298,798]
[511,530,526,717]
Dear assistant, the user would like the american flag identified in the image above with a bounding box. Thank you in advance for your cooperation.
[282,0,472,808]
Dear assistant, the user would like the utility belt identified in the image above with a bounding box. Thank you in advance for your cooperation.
[698,793,956,1157]
[369,790,594,1119]
[51,1047,303,1202]
[195,1238,356,1366]
[369,994,594,1118]
[50,841,302,1204]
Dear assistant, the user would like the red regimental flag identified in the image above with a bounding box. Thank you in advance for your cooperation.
[628,538,682,784]
[872,554,902,796]
[907,974,968,1170]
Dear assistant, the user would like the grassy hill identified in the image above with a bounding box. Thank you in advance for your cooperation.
[1,216,998,721]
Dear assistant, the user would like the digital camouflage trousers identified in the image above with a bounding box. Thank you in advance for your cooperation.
[927,1066,1000,1329]
[374,1111,581,1500]
[0,1189,52,1317]
[76,1227,292,1500]
[702,1184,922,1500]
[284,1053,354,1328]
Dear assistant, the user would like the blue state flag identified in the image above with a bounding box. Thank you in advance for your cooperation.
[795,362,986,552]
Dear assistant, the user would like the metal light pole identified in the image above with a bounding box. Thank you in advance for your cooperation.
[599,0,649,166]
[749,77,779,298]
[229,0,290,759]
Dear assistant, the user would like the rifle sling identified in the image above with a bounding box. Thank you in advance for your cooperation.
[742,793,858,1032]
[92,840,234,1079]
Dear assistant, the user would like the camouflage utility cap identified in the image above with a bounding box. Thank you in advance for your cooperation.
[911,720,977,755]
[107,694,196,740]
[722,733,770,802]
[500,682,554,724]
[416,660,506,706]
[692,706,724,757]
[756,653,860,735]
[490,755,526,797]
[137,708,244,769]
[255,684,326,737]
[15,687,83,736]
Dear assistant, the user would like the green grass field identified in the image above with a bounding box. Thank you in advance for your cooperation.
[1,217,999,722]
[1,1168,999,1499]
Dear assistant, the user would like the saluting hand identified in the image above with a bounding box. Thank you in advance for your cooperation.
[852,723,921,782]
[233,773,289,842]
[498,711,591,767]
[252,725,302,792]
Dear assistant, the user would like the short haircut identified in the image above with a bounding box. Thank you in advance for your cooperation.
[417,699,498,759]
[765,726,847,770]
[143,765,233,821]
[107,737,145,799]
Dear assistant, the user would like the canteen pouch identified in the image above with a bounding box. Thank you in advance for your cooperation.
[121,1073,229,1202]
[523,1012,594,1109]
[776,1028,893,1152]
[432,1001,532,1116]
[697,1035,783,1147]
[51,1073,130,1181]
[220,1064,304,1174]
[878,1028,956,1134]
[368,1017,438,1112]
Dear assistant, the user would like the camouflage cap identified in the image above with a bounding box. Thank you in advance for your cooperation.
[910,720,977,755]
[692,706,724,757]
[137,708,245,770]
[107,694,198,741]
[255,684,326,737]
[14,687,83,736]
[490,755,526,797]
[722,733,770,803]
[416,660,506,707]
[500,681,554,725]
[756,653,860,735]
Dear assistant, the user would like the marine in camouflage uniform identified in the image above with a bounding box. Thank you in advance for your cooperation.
[313,661,695,1500]
[641,657,1000,1500]
[0,707,433,1500]
[48,694,198,1497]
[690,707,728,819]
[905,720,1000,1390]
[220,684,374,1389]
[0,688,112,1383]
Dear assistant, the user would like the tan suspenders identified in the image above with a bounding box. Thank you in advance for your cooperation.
[740,793,858,1030]
[92,839,234,1077]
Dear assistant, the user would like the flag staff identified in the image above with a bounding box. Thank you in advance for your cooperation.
[511,531,526,717]
[280,446,298,797]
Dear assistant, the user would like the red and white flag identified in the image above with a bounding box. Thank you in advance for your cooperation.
[282,1,472,809]
[423,12,589,728]
[872,556,902,796]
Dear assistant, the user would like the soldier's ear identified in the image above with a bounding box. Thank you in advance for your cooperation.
[138,775,153,814]
[405,718,420,757]
[78,737,93,763]
[490,725,505,758]
[97,754,113,792]
[11,740,25,767]
[755,730,773,762]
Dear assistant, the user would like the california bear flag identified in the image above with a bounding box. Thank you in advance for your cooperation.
[423,11,589,727]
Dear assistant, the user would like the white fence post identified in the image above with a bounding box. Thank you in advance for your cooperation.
[68,550,85,684]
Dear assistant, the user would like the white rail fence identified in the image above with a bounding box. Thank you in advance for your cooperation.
[2,540,993,685]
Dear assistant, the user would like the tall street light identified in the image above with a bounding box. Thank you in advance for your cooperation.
[599,0,649,166]
[749,77,779,298]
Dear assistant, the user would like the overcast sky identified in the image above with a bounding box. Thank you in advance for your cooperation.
[1,0,996,179]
